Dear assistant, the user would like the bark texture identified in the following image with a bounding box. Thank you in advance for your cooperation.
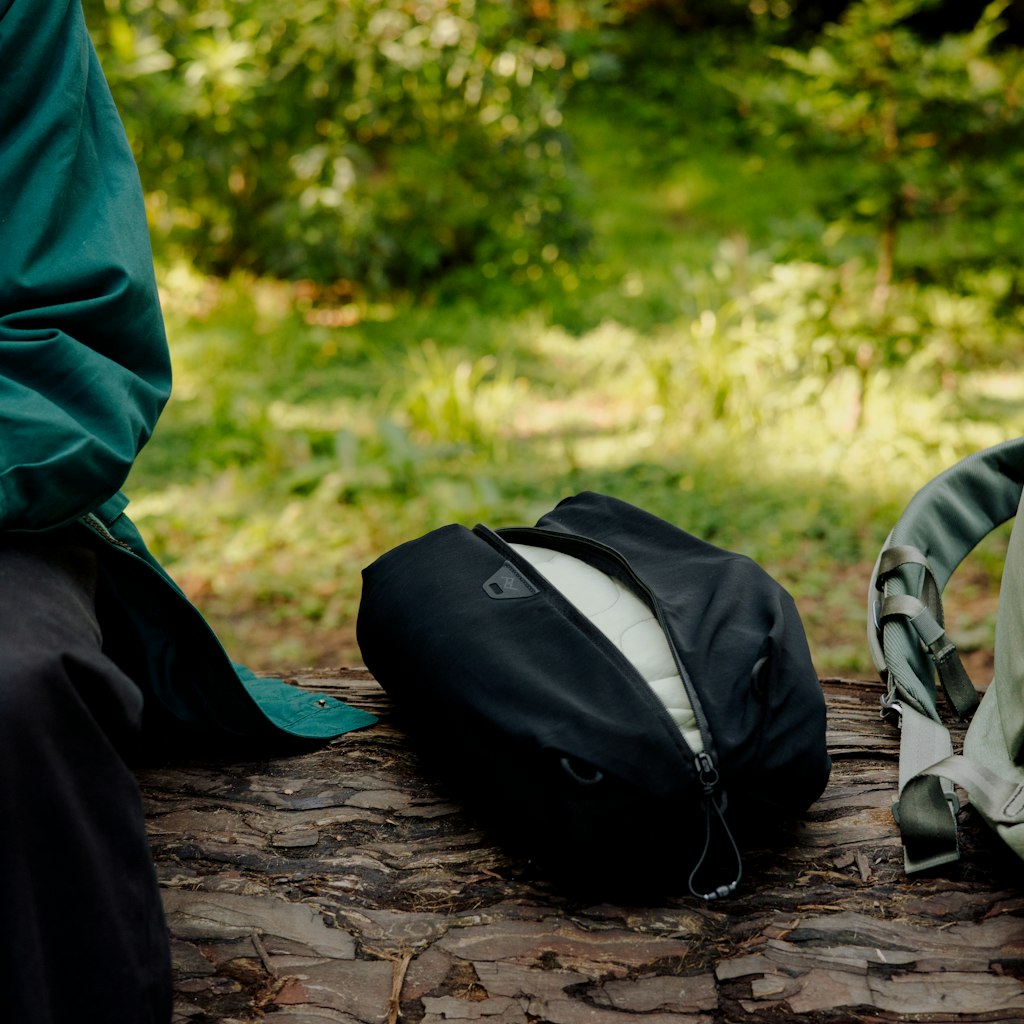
[139,671,1024,1024]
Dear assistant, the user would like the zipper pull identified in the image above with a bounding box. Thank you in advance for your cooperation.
[688,753,743,901]
[695,752,717,795]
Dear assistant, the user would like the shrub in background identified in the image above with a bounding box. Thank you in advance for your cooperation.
[729,0,1024,425]
[84,0,591,292]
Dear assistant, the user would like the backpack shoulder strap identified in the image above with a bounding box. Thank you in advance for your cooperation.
[868,437,1024,873]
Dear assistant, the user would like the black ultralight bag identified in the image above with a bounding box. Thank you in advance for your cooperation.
[357,492,830,898]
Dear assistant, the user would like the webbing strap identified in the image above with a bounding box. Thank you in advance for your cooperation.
[878,545,942,619]
[869,437,1024,873]
[879,594,979,719]
[921,755,1024,827]
[868,438,1024,692]
[897,702,1024,871]
[895,703,960,873]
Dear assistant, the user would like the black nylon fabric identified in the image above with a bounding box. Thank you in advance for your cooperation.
[357,493,830,893]
[534,493,831,818]
[357,523,694,786]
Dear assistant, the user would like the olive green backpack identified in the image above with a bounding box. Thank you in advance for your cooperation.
[869,436,1024,873]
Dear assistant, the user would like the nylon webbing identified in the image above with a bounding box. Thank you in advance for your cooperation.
[868,437,1024,874]
[922,755,1024,827]
[895,703,959,873]
[878,545,942,620]
[879,595,978,719]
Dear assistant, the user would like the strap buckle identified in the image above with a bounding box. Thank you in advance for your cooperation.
[880,690,903,725]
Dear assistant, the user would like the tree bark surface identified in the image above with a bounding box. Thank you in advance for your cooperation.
[139,671,1024,1024]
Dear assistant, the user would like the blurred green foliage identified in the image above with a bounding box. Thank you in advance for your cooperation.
[86,0,1024,308]
[84,0,591,290]
[753,1,1023,281]
[745,0,1024,423]
[104,0,1024,674]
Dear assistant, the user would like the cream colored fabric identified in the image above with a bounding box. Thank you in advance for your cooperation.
[511,543,704,753]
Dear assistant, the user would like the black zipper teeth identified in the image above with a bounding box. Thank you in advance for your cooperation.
[476,523,716,765]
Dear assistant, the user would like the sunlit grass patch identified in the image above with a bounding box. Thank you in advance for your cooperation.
[128,257,1024,679]
[127,77,1024,679]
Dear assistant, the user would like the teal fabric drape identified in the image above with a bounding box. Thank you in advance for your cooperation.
[1,0,375,743]
[0,0,171,532]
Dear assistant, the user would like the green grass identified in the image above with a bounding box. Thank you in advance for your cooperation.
[126,83,1024,679]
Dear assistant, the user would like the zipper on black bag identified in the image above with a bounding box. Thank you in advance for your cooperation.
[691,752,743,901]
[477,524,743,900]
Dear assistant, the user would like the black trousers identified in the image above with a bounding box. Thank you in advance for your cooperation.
[0,530,173,1023]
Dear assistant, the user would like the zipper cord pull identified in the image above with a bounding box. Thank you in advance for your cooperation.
[688,753,743,901]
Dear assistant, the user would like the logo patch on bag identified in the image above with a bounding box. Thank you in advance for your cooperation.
[483,561,539,600]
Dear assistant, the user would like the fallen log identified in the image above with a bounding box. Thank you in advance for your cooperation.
[139,672,1024,1024]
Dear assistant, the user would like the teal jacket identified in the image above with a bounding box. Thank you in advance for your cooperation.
[0,0,374,744]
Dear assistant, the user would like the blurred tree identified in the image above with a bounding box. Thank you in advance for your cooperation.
[748,0,1023,424]
[83,0,591,294]
[767,0,1021,310]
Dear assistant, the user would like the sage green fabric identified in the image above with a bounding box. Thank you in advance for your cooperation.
[958,689,1024,855]
[871,438,1024,871]
[992,487,1024,761]
[1,0,375,743]
[872,438,1024,720]
[895,703,960,873]
[961,486,1024,856]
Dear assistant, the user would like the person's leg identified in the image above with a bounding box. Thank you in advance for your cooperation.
[0,531,172,1024]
